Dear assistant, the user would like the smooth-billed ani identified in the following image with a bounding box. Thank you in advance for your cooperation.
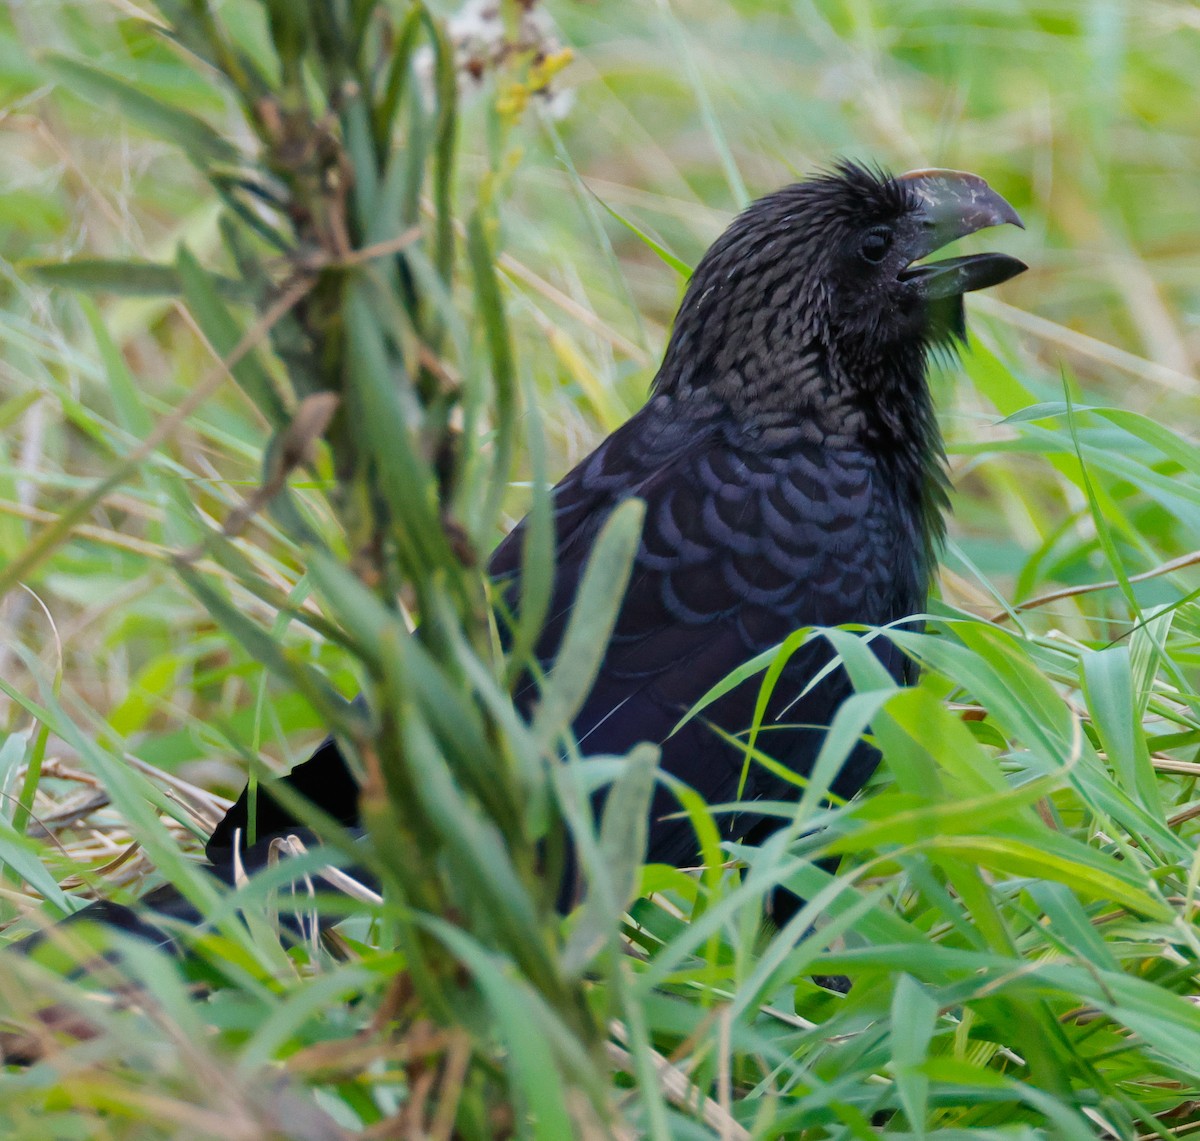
[44,163,1028,938]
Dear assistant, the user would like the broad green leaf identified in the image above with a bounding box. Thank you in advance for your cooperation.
[1081,645,1162,817]
[919,835,1168,919]
[1025,881,1118,970]
[562,743,658,975]
[825,774,1061,855]
[891,974,939,1135]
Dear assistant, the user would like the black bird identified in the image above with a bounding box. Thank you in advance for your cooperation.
[38,163,1027,942]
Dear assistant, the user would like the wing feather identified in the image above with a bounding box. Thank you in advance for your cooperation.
[492,400,925,864]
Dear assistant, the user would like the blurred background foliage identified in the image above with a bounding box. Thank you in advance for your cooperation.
[4,0,1200,724]
[2,0,1200,1138]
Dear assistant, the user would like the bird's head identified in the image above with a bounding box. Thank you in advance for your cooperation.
[806,163,1026,351]
[657,162,1026,423]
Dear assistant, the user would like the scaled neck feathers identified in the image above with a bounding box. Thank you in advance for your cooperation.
[651,283,950,571]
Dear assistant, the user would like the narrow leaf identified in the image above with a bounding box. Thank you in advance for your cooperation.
[532,498,645,746]
[44,54,237,165]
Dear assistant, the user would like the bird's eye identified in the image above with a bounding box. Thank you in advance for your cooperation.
[860,227,892,263]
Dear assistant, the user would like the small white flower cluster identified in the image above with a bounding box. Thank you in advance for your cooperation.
[415,0,575,119]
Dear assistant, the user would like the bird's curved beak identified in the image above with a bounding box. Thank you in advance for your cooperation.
[896,168,1027,299]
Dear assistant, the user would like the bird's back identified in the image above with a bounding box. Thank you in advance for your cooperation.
[493,395,930,869]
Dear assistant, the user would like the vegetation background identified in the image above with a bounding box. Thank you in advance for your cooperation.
[1,0,1200,1137]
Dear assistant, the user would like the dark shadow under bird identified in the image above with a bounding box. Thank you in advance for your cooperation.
[28,162,1027,948]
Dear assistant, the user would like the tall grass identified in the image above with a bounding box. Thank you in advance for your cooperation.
[1,1,1200,1138]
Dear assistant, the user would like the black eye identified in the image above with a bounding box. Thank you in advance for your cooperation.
[860,226,892,263]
